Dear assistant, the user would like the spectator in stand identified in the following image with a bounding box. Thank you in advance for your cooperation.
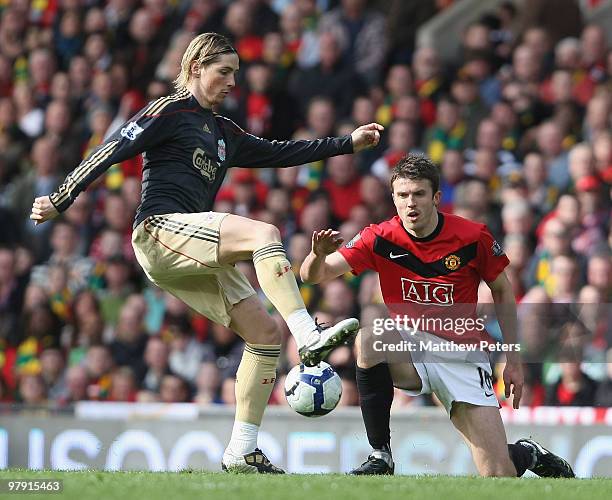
[97,255,135,327]
[182,0,226,34]
[109,297,148,380]
[12,83,45,139]
[58,365,88,404]
[166,314,206,385]
[67,56,92,108]
[83,33,113,73]
[0,7,26,61]
[54,9,83,71]
[548,255,580,303]
[68,295,104,366]
[575,175,608,255]
[318,0,387,86]
[29,220,94,293]
[202,323,244,384]
[141,336,171,394]
[385,0,439,65]
[545,358,597,407]
[422,96,464,165]
[194,361,222,405]
[522,152,558,216]
[43,100,83,173]
[63,191,95,256]
[357,174,388,218]
[159,373,190,403]
[413,46,447,128]
[320,279,357,323]
[525,217,574,290]
[8,136,61,256]
[84,344,113,400]
[230,61,295,140]
[503,233,531,300]
[371,120,419,181]
[501,199,534,241]
[289,30,360,120]
[465,118,520,179]
[438,149,465,211]
[222,1,263,64]
[451,75,489,149]
[242,0,279,37]
[89,193,136,262]
[28,48,56,106]
[587,254,611,301]
[293,97,337,189]
[18,373,47,405]
[39,346,66,400]
[536,120,571,191]
[116,8,165,92]
[580,24,607,84]
[374,64,413,127]
[323,154,362,222]
[109,366,137,402]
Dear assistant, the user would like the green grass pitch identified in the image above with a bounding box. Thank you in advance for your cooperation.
[0,470,610,500]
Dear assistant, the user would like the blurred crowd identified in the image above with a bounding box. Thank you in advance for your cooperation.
[0,0,610,410]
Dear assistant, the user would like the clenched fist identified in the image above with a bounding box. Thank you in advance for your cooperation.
[351,123,384,153]
[30,196,59,225]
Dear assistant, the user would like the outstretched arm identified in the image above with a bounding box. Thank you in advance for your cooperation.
[228,122,384,168]
[30,101,174,225]
[487,271,524,409]
[300,229,353,284]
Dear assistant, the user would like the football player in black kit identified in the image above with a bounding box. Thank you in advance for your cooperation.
[30,32,383,473]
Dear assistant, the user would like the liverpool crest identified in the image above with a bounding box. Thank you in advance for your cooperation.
[217,139,226,162]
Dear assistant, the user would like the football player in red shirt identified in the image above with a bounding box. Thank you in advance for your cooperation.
[300,154,574,478]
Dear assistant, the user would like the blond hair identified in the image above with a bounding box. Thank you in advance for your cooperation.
[174,33,236,90]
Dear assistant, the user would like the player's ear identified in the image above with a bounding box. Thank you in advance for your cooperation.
[433,190,442,207]
[190,61,201,77]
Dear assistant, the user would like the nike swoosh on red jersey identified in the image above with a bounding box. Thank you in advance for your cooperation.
[389,252,410,259]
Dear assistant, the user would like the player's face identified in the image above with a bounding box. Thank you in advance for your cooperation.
[198,53,239,107]
[392,177,441,237]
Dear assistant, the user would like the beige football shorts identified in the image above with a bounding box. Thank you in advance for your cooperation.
[132,212,256,326]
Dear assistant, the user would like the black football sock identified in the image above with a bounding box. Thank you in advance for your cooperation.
[508,443,535,477]
[356,363,394,451]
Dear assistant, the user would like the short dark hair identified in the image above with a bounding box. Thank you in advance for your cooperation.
[390,153,440,195]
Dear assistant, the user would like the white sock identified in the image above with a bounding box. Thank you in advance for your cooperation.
[286,309,318,348]
[226,421,259,457]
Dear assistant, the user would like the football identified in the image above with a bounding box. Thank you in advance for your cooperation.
[284,362,343,417]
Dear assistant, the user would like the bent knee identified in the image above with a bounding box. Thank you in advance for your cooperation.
[255,223,282,246]
[250,320,282,346]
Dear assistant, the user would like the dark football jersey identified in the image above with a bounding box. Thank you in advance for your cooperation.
[49,90,353,228]
[338,212,509,343]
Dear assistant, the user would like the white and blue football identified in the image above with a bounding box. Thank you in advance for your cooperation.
[284,362,343,417]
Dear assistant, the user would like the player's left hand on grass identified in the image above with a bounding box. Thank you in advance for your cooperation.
[503,360,524,409]
[30,196,59,226]
[351,123,384,152]
[312,229,344,256]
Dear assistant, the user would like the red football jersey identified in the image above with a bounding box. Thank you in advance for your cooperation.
[338,212,509,343]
